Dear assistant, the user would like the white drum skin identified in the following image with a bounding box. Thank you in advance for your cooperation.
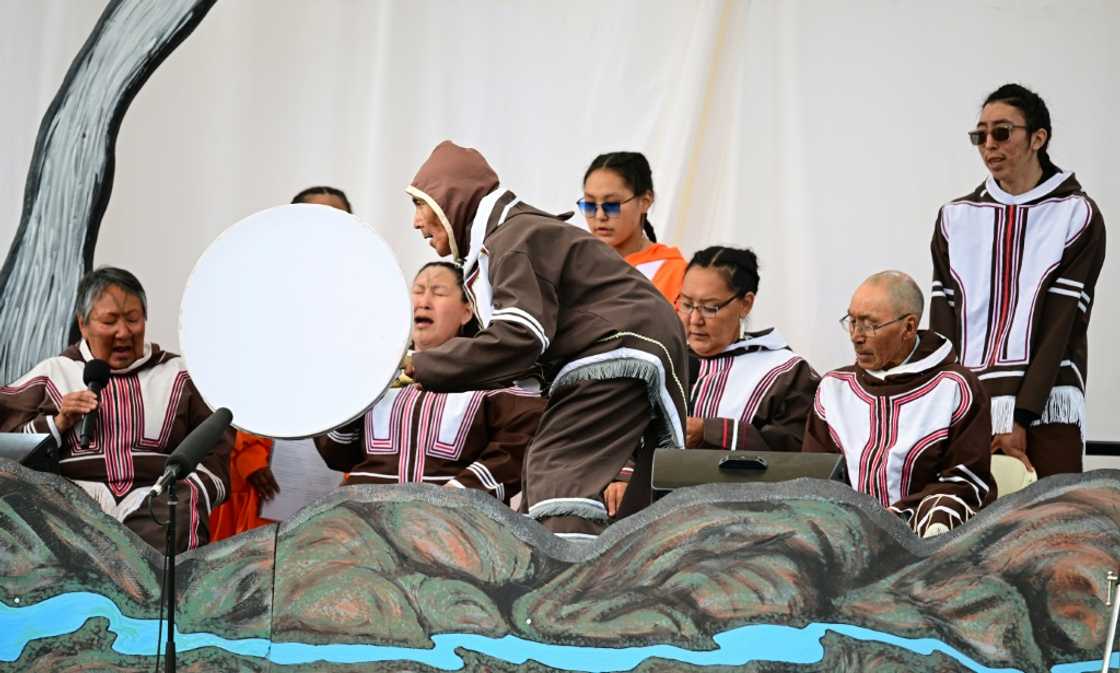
[180,204,410,438]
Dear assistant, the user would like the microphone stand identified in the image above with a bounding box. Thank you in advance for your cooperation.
[145,406,232,671]
[157,466,179,673]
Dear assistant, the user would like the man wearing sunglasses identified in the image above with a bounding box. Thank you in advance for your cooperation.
[930,83,1106,478]
[804,271,995,538]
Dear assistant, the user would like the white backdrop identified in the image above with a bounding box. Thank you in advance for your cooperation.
[1,0,1117,439]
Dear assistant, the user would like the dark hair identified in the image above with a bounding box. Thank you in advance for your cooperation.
[75,266,147,323]
[415,261,480,337]
[686,246,760,297]
[982,83,1057,173]
[583,152,658,243]
[291,185,353,213]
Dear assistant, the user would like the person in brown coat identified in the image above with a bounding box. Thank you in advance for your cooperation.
[930,83,1106,477]
[0,266,231,551]
[403,141,688,539]
[318,262,542,503]
[805,271,996,538]
[679,246,819,452]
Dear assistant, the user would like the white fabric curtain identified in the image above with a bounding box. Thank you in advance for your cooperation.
[1,0,1117,438]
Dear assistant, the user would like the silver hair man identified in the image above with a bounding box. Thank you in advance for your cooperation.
[863,270,924,320]
[74,266,147,323]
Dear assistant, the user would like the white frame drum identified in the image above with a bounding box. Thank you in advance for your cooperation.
[179,204,411,439]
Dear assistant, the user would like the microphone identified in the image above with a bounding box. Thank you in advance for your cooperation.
[78,360,111,449]
[149,408,232,498]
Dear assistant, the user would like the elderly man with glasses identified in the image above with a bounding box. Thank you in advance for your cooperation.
[804,270,996,538]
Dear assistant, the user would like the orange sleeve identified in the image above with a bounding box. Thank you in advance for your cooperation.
[232,432,273,478]
[652,257,687,304]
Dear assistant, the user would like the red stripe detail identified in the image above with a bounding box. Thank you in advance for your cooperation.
[839,372,972,506]
[431,391,485,459]
[695,356,736,418]
[412,393,438,483]
[0,376,65,408]
[980,207,1006,364]
[100,376,143,497]
[813,386,828,420]
[835,374,878,495]
[186,480,200,550]
[996,208,1023,360]
[899,428,949,496]
[862,398,889,502]
[396,387,420,484]
[155,372,189,445]
[948,265,970,361]
[740,357,802,425]
[708,358,733,416]
[368,389,408,453]
[985,204,1020,368]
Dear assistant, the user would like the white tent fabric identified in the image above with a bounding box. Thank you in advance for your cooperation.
[0,0,1117,438]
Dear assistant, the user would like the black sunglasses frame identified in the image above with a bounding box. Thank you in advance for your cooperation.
[967,124,1029,147]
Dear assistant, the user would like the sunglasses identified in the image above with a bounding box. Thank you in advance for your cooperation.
[967,123,1028,146]
[576,195,637,218]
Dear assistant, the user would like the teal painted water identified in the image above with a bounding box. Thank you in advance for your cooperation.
[0,592,1114,672]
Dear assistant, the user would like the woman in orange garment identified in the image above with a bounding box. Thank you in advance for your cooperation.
[208,433,277,540]
[580,152,686,303]
[209,185,352,541]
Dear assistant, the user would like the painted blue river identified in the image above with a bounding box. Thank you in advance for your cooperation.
[0,592,1114,671]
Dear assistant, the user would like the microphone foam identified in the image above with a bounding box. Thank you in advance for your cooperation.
[83,359,111,387]
[165,408,233,476]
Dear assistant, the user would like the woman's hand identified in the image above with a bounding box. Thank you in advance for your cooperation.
[246,467,280,501]
[685,417,705,448]
[991,423,1034,472]
[604,481,628,517]
[54,390,99,433]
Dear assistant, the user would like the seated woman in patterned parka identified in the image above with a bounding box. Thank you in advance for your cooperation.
[316,262,544,503]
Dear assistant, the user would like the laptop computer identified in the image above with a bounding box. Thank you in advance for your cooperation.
[652,448,846,492]
[0,433,59,473]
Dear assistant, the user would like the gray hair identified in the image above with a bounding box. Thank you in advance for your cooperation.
[864,270,924,319]
[74,266,147,323]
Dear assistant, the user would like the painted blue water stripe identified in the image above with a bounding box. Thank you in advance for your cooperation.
[1051,655,1119,673]
[0,591,1112,672]
[0,592,269,661]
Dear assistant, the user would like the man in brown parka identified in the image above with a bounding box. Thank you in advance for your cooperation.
[405,141,688,538]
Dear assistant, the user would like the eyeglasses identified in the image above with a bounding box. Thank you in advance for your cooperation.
[839,314,910,336]
[967,123,1028,146]
[576,195,637,218]
[677,295,738,319]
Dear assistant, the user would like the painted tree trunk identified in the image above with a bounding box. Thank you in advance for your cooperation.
[0,0,216,383]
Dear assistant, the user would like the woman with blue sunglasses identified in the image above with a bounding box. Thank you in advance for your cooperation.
[580,152,687,303]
